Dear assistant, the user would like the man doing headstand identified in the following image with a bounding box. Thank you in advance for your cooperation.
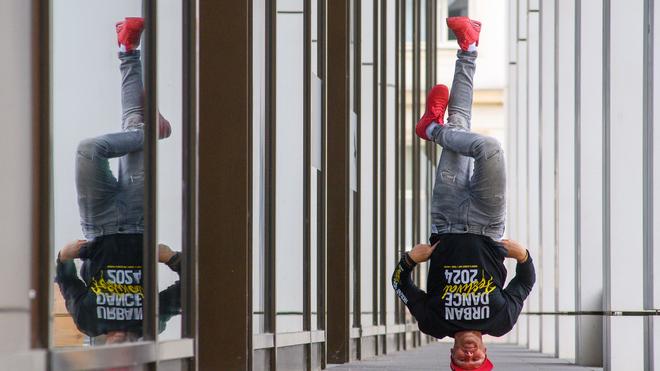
[392,16,536,371]
[55,17,180,344]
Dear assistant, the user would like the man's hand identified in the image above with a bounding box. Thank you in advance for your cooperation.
[408,243,438,264]
[501,239,528,263]
[59,240,86,261]
[158,243,176,263]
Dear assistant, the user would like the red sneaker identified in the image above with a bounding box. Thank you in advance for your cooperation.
[158,112,172,139]
[415,84,449,140]
[116,17,144,52]
[446,16,481,52]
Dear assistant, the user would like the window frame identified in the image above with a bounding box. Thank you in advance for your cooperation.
[437,0,471,49]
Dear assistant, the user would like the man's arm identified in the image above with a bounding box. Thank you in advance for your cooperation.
[503,254,535,304]
[158,249,182,333]
[392,244,436,322]
[500,240,536,310]
[55,254,89,318]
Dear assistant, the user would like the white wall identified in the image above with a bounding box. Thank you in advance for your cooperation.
[0,0,36,361]
[607,0,646,369]
[274,0,306,333]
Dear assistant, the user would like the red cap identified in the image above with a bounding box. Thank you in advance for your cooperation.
[450,357,493,371]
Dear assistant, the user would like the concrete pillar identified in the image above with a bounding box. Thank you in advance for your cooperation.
[505,0,518,344]
[539,0,557,357]
[605,0,646,370]
[526,5,542,353]
[509,34,529,347]
[654,1,660,367]
[575,0,604,366]
[555,0,577,362]
[515,0,529,348]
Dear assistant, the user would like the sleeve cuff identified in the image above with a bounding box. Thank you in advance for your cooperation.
[166,252,182,273]
[517,250,533,266]
[403,252,417,269]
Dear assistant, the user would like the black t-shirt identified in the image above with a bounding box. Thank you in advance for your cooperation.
[55,234,181,338]
[394,233,535,339]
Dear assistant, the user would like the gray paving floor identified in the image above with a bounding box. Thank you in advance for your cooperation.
[327,342,603,371]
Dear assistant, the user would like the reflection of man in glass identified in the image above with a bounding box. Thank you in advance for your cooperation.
[55,17,178,344]
[391,17,536,371]
[57,242,181,343]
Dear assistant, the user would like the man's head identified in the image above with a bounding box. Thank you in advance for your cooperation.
[450,330,492,371]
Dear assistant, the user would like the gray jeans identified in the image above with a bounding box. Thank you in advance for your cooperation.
[429,50,506,241]
[75,51,145,240]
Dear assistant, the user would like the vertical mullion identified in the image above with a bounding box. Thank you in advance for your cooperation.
[411,0,420,347]
[574,0,582,353]
[601,0,611,365]
[372,0,380,332]
[265,0,277,368]
[553,0,561,356]
[354,0,362,341]
[181,0,198,349]
[397,0,406,335]
[304,0,313,367]
[327,0,351,363]
[32,0,51,351]
[412,0,420,246]
[303,0,313,366]
[643,0,654,368]
[318,0,328,366]
[378,0,387,336]
[393,0,402,335]
[142,0,159,349]
[426,0,434,186]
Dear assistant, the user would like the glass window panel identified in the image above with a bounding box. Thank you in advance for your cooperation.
[279,0,304,12]
[350,112,358,327]
[158,359,185,371]
[448,0,468,18]
[156,0,183,341]
[447,0,468,41]
[361,0,374,63]
[252,0,267,335]
[312,76,323,169]
[404,0,415,324]
[51,1,153,347]
[311,71,323,329]
[311,0,318,41]
[349,0,358,329]
[275,12,305,333]
[360,65,375,327]
[386,0,396,83]
[310,169,319,330]
[406,0,413,43]
[419,0,428,246]
[386,88,397,325]
[312,42,319,77]
[404,1,414,253]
